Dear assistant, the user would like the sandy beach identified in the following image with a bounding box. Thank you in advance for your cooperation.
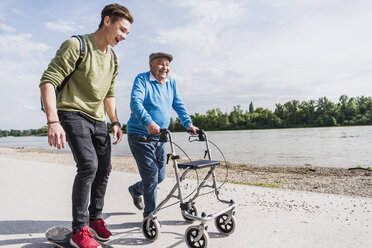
[0,147,371,247]
[1,147,371,198]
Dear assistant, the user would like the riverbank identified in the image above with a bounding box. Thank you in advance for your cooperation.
[1,147,371,198]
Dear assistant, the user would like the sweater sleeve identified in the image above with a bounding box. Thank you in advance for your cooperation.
[105,51,120,98]
[172,81,193,128]
[39,38,80,88]
[130,75,153,127]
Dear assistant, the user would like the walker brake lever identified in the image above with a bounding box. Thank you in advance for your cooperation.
[198,132,206,141]
[166,153,172,164]
[159,129,168,142]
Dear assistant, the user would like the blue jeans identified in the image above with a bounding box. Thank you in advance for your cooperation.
[127,133,166,218]
[58,111,112,233]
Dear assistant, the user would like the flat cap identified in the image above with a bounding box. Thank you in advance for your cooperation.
[149,52,173,62]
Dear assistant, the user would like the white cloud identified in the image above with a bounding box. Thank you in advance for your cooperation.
[0,33,49,59]
[44,20,84,33]
[0,33,50,82]
[156,0,240,53]
[152,0,372,112]
[0,32,51,129]
[11,8,23,16]
[0,23,15,32]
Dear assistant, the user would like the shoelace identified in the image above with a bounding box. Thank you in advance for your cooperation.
[80,228,93,239]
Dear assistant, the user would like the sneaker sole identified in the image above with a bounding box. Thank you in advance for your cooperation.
[70,238,102,248]
[69,239,80,248]
[89,227,111,242]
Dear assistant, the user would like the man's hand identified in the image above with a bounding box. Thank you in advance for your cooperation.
[41,82,66,149]
[103,97,123,145]
[187,124,198,135]
[146,122,161,135]
[112,124,123,145]
[47,122,66,149]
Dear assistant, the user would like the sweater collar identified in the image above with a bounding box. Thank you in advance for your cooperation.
[149,71,170,84]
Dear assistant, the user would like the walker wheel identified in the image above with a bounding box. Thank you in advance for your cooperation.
[182,205,198,223]
[142,218,160,242]
[214,214,236,235]
[185,226,209,248]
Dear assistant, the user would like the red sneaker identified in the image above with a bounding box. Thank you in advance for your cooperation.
[70,226,101,248]
[89,219,112,241]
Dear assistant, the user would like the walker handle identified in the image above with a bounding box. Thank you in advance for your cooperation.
[146,129,169,142]
[187,129,202,134]
[187,129,205,141]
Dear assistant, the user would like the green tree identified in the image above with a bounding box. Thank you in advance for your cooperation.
[274,103,285,121]
[9,129,22,136]
[315,97,339,126]
[356,96,372,115]
[249,101,254,113]
[22,130,31,136]
[0,130,8,137]
[229,105,245,128]
[343,97,358,122]
[190,113,207,130]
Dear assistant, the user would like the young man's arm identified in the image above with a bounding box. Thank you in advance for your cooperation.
[40,82,66,149]
[104,97,123,145]
[39,37,80,149]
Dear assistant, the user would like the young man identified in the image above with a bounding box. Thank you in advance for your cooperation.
[126,52,198,218]
[39,4,133,248]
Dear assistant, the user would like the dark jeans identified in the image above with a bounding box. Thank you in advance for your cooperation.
[127,133,166,218]
[58,111,112,233]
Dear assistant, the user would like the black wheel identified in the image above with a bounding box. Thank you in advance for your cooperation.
[142,218,160,242]
[185,226,209,248]
[182,205,198,223]
[214,214,236,235]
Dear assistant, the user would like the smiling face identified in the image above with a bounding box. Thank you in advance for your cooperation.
[104,16,131,47]
[150,57,170,84]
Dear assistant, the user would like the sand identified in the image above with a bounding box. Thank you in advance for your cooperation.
[1,147,371,198]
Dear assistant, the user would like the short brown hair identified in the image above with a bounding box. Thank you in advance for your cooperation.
[99,4,134,28]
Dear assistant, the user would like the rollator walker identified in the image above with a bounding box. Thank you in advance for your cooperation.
[142,129,236,248]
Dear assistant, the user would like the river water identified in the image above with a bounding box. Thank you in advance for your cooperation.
[1,126,371,168]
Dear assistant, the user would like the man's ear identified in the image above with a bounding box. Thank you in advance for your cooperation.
[104,16,111,26]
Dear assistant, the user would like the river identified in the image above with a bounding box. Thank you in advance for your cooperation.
[0,126,371,168]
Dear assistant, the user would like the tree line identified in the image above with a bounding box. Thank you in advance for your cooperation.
[0,126,48,137]
[1,95,371,137]
[169,95,372,131]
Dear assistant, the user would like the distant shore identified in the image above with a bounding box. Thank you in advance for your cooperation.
[1,147,371,198]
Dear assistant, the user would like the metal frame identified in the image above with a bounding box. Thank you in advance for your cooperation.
[152,129,235,226]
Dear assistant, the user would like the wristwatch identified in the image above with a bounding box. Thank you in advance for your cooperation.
[111,121,121,128]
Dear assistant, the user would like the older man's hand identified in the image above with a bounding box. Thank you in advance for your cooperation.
[187,125,198,135]
[146,122,161,135]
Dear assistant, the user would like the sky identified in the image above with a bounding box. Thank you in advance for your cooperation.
[0,0,372,130]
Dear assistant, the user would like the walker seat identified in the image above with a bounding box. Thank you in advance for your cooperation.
[178,160,220,169]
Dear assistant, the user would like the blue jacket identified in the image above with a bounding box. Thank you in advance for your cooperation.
[127,71,193,135]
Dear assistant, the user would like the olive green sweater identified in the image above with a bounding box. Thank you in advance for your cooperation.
[40,33,119,121]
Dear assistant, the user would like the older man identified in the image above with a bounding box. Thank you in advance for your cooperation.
[126,52,198,218]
